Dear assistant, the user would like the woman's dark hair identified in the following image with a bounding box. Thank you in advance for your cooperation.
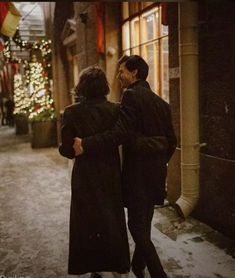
[75,66,109,98]
[118,55,149,80]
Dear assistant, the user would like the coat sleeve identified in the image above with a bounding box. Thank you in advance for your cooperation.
[131,135,169,155]
[132,103,176,158]
[82,89,138,153]
[58,108,76,159]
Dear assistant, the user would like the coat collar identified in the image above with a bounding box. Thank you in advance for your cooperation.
[127,79,151,90]
[79,96,107,105]
[85,97,107,104]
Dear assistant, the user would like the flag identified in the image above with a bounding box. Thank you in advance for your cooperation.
[0,2,21,37]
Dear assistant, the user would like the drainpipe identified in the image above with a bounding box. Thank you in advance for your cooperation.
[175,1,200,218]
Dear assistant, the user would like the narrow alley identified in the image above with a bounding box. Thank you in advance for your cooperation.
[0,126,234,278]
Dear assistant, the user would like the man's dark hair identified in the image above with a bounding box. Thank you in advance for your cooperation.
[118,55,149,80]
[75,66,109,98]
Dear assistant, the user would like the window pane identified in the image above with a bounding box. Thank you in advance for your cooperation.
[121,5,169,101]
[142,12,154,42]
[161,24,168,37]
[141,8,158,43]
[122,22,130,51]
[147,14,154,40]
[142,42,159,94]
[131,18,139,47]
[131,47,140,55]
[155,10,160,38]
[147,44,155,91]
[142,43,155,91]
[161,37,169,102]
[154,41,159,95]
[123,49,130,56]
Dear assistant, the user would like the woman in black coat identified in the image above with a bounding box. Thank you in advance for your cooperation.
[59,66,130,276]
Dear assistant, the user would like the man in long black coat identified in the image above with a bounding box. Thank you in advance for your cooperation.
[74,55,177,278]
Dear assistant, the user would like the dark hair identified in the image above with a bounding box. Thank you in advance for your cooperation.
[75,66,109,98]
[118,55,149,80]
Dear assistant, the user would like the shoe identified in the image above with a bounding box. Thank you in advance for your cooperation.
[132,267,145,278]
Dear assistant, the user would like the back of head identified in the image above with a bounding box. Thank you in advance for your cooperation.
[75,66,109,98]
[118,55,149,80]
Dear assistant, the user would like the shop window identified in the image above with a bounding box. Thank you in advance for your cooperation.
[122,22,130,52]
[122,4,169,102]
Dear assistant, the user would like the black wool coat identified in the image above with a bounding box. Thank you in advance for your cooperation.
[59,97,130,275]
[82,80,177,207]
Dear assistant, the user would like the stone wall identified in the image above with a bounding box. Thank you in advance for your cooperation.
[74,2,99,71]
[43,2,122,143]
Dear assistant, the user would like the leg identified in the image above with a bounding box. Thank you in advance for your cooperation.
[128,204,167,278]
[131,204,153,272]
[131,246,145,278]
[132,245,145,272]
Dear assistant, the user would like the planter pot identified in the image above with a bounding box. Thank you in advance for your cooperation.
[31,120,57,148]
[15,114,29,135]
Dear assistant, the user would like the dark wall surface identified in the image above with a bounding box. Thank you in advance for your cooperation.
[199,2,235,160]
[167,2,235,238]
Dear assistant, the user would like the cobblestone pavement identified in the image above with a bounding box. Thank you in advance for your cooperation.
[0,126,234,278]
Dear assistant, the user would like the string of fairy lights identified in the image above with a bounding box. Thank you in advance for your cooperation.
[25,57,55,121]
[2,29,55,121]
[13,73,30,115]
[12,29,52,79]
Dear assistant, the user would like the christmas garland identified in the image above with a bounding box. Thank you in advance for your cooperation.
[1,29,52,79]
[0,30,55,121]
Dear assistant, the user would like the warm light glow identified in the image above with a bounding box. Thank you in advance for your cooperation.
[13,73,30,115]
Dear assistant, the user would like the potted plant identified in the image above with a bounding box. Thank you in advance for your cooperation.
[13,74,30,135]
[15,112,29,135]
[24,52,56,148]
[29,106,57,148]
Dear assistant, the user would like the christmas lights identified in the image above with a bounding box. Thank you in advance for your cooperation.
[25,57,55,122]
[13,73,30,115]
[3,29,52,79]
[2,28,55,122]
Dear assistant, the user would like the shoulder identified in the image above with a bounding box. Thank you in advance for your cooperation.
[126,83,151,98]
[104,101,120,115]
[153,93,169,105]
[64,102,83,113]
[122,88,138,100]
[63,103,84,119]
[136,84,171,110]
[151,94,172,117]
[123,85,150,106]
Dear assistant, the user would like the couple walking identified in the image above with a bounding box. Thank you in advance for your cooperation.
[59,55,177,278]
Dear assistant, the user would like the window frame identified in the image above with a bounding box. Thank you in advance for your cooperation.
[121,3,169,102]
